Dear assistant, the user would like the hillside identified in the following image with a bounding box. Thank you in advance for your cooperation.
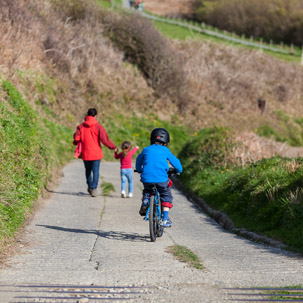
[1,0,303,136]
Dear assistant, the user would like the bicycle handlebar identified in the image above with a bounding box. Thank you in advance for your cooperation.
[168,167,178,176]
[134,168,179,176]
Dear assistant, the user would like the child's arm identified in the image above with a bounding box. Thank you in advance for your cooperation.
[135,151,144,172]
[129,146,139,156]
[167,152,183,173]
[114,148,121,159]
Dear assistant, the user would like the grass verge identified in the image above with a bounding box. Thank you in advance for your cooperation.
[0,80,73,246]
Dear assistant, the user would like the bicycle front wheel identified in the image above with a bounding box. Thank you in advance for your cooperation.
[149,195,157,242]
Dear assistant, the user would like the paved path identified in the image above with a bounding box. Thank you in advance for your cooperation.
[0,161,303,302]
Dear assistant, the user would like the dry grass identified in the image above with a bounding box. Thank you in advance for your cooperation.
[174,40,303,130]
[0,0,157,125]
[38,1,157,119]
[232,132,303,166]
[0,0,45,74]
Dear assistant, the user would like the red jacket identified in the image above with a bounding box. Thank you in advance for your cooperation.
[73,116,116,161]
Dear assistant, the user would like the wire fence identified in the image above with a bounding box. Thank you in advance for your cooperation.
[144,13,302,59]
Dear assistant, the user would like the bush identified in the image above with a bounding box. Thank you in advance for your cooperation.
[102,12,188,107]
[50,0,94,21]
[178,127,234,170]
[192,0,303,46]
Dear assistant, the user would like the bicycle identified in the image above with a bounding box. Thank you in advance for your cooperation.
[135,168,177,242]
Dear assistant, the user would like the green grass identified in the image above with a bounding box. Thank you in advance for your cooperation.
[95,0,112,9]
[256,110,303,147]
[179,127,303,253]
[0,80,74,242]
[152,20,202,40]
[95,0,123,9]
[167,244,204,270]
[100,181,115,196]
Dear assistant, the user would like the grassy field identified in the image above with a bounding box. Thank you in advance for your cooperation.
[150,18,301,64]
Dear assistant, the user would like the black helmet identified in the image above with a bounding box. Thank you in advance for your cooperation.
[150,128,170,145]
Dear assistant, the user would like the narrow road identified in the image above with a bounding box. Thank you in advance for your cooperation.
[0,161,303,302]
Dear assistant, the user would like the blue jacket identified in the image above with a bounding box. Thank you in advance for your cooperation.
[135,144,183,183]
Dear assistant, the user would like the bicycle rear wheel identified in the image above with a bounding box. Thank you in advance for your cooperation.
[149,195,157,242]
[156,195,164,237]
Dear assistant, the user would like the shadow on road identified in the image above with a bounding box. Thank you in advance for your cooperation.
[98,230,148,242]
[46,189,89,196]
[36,224,148,242]
[46,189,118,198]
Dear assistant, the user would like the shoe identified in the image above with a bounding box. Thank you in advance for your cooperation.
[128,192,133,198]
[91,189,97,197]
[161,218,172,228]
[87,188,92,194]
[139,202,148,216]
[121,191,126,198]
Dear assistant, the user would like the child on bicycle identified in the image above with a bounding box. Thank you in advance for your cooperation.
[135,128,182,227]
[115,141,139,198]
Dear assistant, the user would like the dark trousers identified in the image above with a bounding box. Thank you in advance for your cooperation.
[83,160,101,189]
[142,180,173,208]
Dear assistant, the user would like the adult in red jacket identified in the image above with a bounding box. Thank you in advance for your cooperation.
[73,108,116,197]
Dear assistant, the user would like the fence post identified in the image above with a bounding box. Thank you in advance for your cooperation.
[290,43,294,54]
[259,38,263,51]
